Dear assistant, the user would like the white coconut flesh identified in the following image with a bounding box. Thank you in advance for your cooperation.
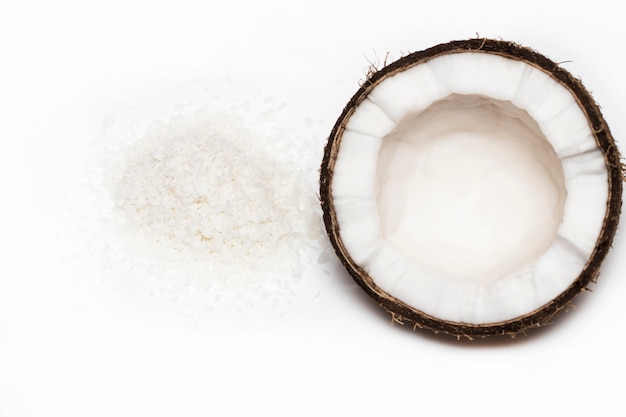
[331,52,609,324]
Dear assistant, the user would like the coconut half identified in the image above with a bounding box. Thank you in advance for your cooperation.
[320,39,623,338]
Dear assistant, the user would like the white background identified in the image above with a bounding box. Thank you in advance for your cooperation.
[1,1,625,416]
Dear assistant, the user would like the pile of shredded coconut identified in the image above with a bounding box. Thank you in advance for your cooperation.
[108,109,324,292]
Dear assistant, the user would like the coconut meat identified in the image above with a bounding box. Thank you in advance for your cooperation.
[377,94,566,285]
[331,52,609,324]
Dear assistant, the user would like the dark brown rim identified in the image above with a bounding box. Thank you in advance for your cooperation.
[319,38,623,339]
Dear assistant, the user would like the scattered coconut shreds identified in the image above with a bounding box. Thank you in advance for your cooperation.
[108,109,324,294]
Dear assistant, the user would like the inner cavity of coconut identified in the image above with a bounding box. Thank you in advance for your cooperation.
[376,94,567,284]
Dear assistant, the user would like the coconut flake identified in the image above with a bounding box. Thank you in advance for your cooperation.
[108,109,325,292]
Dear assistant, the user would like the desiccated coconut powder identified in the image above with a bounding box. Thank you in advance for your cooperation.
[108,109,324,291]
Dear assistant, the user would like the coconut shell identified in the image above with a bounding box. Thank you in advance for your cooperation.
[319,38,622,339]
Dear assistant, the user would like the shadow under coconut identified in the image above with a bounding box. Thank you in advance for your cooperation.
[327,260,395,321]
